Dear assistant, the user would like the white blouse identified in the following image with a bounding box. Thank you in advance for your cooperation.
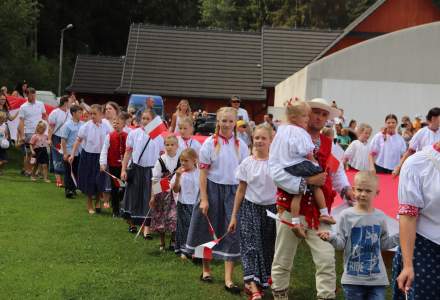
[199,135,249,185]
[152,153,179,181]
[370,132,406,170]
[77,120,112,154]
[398,145,440,245]
[48,108,70,137]
[344,140,370,171]
[126,128,161,167]
[235,156,276,206]
[177,136,202,155]
[409,127,440,152]
[171,168,200,205]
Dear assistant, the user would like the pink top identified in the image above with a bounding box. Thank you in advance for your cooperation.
[30,133,49,148]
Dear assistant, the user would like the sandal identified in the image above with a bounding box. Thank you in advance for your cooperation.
[128,226,137,233]
[44,179,51,183]
[224,282,241,294]
[200,273,213,283]
[30,176,37,181]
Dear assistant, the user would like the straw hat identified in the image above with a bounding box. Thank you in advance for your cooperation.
[308,98,341,120]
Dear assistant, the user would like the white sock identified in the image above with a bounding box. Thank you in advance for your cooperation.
[291,217,301,224]
[319,208,329,216]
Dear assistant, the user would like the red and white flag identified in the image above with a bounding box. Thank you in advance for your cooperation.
[266,210,295,228]
[193,238,222,260]
[326,154,340,173]
[144,116,167,139]
[152,178,171,195]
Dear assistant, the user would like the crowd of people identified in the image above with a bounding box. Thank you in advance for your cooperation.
[1,84,440,300]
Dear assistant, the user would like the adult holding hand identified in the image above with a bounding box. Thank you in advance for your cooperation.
[392,141,440,299]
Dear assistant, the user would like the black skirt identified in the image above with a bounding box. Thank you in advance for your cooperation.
[120,163,153,226]
[175,202,194,254]
[34,147,49,165]
[77,150,107,196]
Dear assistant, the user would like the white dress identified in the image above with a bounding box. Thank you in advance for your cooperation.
[344,140,370,171]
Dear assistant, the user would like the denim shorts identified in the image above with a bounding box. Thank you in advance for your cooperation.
[342,284,386,300]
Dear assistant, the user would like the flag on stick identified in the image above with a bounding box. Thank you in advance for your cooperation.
[266,210,295,228]
[144,116,167,139]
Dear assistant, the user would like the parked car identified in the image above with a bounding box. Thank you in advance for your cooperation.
[194,113,216,136]
[36,90,58,107]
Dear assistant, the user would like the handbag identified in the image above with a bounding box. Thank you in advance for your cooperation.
[126,137,151,182]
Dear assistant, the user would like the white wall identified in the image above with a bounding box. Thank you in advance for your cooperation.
[321,78,440,132]
[274,66,308,106]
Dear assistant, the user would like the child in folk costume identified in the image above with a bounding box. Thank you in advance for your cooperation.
[120,109,161,236]
[228,124,277,300]
[29,121,50,183]
[186,107,249,295]
[100,113,128,217]
[60,104,83,198]
[150,135,180,251]
[272,100,335,238]
[343,123,372,171]
[70,104,112,214]
[0,112,10,175]
[177,116,201,154]
[171,148,200,258]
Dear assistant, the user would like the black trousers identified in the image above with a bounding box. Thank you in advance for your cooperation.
[64,156,79,195]
[109,166,123,215]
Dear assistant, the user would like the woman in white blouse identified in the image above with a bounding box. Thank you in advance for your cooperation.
[369,114,406,174]
[392,141,440,299]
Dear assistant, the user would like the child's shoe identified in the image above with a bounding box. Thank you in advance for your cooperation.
[319,215,336,225]
[30,176,37,181]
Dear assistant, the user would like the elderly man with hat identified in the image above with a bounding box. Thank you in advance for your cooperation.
[230,95,249,122]
[269,98,354,300]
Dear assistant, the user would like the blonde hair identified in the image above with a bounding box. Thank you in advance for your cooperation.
[354,171,378,187]
[164,134,178,144]
[178,116,194,128]
[90,104,103,113]
[180,148,198,161]
[0,111,6,123]
[35,121,47,133]
[214,107,239,155]
[284,99,310,120]
[177,99,191,116]
[253,124,273,140]
[357,123,372,134]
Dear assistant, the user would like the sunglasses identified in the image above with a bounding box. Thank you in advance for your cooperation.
[231,100,240,103]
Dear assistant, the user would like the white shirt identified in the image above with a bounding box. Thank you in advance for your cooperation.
[77,120,112,154]
[269,124,316,172]
[171,169,200,205]
[398,145,440,244]
[102,118,114,131]
[18,101,46,134]
[409,126,440,152]
[344,140,370,171]
[236,156,276,205]
[269,132,349,194]
[152,153,179,181]
[123,126,132,134]
[199,135,249,185]
[48,108,71,137]
[370,132,406,170]
[237,107,249,122]
[177,136,202,155]
[126,128,161,167]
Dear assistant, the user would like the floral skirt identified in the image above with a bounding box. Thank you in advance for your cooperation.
[150,191,176,233]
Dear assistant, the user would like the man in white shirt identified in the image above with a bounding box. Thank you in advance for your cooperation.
[230,95,249,122]
[393,107,440,176]
[17,88,47,175]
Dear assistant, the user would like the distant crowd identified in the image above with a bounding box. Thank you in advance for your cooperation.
[1,81,440,300]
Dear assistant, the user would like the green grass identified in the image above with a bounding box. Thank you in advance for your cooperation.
[0,150,392,299]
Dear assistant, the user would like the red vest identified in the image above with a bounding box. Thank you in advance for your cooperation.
[108,131,128,167]
[299,134,337,229]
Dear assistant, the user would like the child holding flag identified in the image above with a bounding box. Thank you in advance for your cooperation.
[186,107,249,295]
[228,124,277,300]
[99,112,128,217]
[271,99,335,238]
[171,148,200,258]
[150,135,180,251]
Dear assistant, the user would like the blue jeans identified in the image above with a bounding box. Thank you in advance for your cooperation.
[342,284,386,300]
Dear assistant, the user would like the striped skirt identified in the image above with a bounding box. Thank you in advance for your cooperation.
[186,180,240,261]
[78,150,106,197]
[240,199,277,288]
[120,164,153,226]
[392,234,440,300]
[175,202,194,254]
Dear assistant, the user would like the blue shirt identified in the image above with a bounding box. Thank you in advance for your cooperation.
[59,120,83,156]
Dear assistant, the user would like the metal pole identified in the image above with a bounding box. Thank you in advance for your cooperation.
[58,29,64,97]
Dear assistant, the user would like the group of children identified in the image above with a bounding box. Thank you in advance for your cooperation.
[1,96,400,300]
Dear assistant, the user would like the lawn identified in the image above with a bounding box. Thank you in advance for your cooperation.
[0,150,392,299]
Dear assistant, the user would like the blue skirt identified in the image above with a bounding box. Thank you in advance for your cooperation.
[185,180,240,261]
[77,150,106,197]
[392,234,440,300]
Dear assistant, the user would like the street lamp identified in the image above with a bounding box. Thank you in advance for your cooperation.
[58,24,74,97]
